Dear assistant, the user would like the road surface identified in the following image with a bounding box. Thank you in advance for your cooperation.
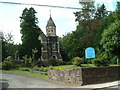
[0,73,73,88]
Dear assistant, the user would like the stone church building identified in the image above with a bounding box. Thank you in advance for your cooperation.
[38,15,62,61]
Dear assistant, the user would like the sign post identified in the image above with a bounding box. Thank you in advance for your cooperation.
[117,59,119,65]
[85,47,95,66]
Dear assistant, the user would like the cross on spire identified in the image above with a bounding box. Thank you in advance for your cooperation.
[49,10,51,17]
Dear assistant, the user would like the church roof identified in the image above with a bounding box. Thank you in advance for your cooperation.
[46,16,56,27]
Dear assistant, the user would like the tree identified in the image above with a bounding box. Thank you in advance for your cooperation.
[94,4,108,19]
[116,2,120,20]
[100,20,120,59]
[20,7,42,59]
[74,2,95,22]
[2,32,18,61]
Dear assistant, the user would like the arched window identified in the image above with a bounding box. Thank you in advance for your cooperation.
[52,56,56,59]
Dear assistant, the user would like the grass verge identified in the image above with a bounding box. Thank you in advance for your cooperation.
[1,69,48,79]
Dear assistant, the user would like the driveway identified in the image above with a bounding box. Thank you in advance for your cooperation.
[0,73,73,88]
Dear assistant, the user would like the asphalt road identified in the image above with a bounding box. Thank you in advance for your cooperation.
[0,73,73,88]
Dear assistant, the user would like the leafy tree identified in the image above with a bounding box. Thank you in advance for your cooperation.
[93,11,117,48]
[60,2,101,60]
[74,2,95,22]
[93,52,110,66]
[20,7,42,59]
[2,32,18,61]
[59,33,76,59]
[59,37,70,61]
[100,20,120,59]
[115,2,120,20]
[94,4,108,19]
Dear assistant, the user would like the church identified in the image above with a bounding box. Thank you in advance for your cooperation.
[38,15,62,61]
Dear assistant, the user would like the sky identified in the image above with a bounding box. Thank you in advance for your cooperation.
[0,0,119,44]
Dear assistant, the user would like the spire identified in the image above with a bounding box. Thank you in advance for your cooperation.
[46,14,56,28]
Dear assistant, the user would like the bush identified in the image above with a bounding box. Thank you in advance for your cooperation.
[39,67,48,72]
[33,66,39,71]
[37,61,49,67]
[19,67,29,71]
[48,59,58,66]
[58,60,71,65]
[93,52,110,67]
[81,58,88,64]
[72,57,82,66]
[2,60,17,70]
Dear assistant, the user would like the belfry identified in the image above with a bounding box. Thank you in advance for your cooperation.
[38,15,62,61]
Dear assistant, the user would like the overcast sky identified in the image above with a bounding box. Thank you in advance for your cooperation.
[0,0,119,44]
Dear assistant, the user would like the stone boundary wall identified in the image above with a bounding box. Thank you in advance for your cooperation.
[48,66,120,85]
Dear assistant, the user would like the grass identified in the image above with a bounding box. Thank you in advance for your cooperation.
[1,64,117,79]
[52,64,96,69]
[1,69,48,79]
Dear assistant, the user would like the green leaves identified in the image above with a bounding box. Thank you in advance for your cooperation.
[20,7,41,59]
[100,20,120,58]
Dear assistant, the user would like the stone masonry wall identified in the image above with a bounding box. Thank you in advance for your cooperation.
[48,66,120,85]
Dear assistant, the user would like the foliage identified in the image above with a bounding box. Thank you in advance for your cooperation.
[48,58,58,66]
[19,67,30,71]
[58,60,71,65]
[94,4,108,19]
[81,58,88,64]
[74,2,95,22]
[2,32,18,61]
[100,20,120,59]
[72,57,82,66]
[2,60,18,70]
[116,2,120,20]
[22,48,40,72]
[110,55,119,64]
[59,37,70,61]
[93,52,110,66]
[20,7,42,59]
[22,55,32,67]
[38,67,48,72]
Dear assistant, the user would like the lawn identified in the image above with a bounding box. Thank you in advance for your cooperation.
[0,64,95,79]
[1,64,117,79]
[1,69,48,79]
[49,64,95,70]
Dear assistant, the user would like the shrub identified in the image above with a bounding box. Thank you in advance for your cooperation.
[48,59,58,66]
[93,52,110,67]
[72,57,82,66]
[39,67,48,72]
[19,67,29,71]
[58,60,72,65]
[2,60,17,70]
[81,58,88,64]
[33,66,39,71]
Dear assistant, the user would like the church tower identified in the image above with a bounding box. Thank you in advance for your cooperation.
[46,15,62,60]
[39,15,62,61]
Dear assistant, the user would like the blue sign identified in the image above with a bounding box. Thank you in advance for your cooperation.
[85,47,95,59]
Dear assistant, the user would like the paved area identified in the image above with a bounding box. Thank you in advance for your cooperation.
[77,80,120,89]
[0,72,119,89]
[0,73,72,88]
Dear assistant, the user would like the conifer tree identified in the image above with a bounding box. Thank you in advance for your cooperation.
[20,7,41,59]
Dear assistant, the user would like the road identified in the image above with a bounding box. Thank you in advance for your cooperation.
[0,73,73,88]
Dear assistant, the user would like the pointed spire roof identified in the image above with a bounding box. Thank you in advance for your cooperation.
[46,15,56,27]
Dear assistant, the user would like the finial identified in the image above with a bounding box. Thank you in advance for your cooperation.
[49,10,51,17]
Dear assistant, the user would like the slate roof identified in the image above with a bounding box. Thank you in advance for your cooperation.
[46,16,56,27]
